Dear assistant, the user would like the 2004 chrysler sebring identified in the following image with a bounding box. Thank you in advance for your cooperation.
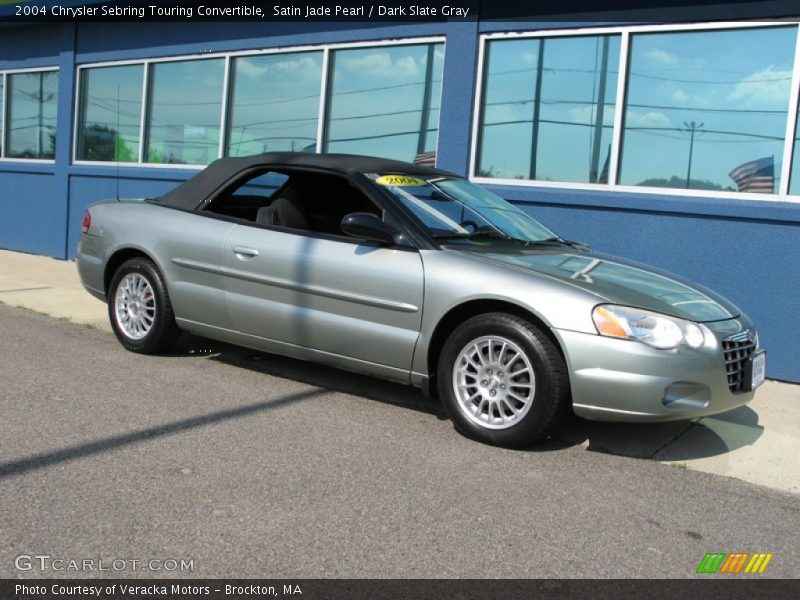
[77,153,765,447]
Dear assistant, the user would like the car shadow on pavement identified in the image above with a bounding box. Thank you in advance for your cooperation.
[549,406,764,461]
[170,333,764,462]
[173,333,445,418]
[0,387,328,480]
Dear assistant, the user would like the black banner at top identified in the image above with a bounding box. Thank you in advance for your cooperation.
[2,0,799,24]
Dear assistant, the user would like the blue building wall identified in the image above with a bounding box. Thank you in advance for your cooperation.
[1,18,798,382]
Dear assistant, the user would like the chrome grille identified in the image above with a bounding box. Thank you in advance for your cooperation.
[722,330,756,394]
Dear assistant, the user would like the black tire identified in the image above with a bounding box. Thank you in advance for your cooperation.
[107,257,180,354]
[437,312,569,448]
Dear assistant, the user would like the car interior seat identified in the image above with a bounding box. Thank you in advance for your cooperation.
[255,197,309,230]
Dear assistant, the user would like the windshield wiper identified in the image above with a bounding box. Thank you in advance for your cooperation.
[433,231,586,248]
[528,236,587,249]
[433,229,522,242]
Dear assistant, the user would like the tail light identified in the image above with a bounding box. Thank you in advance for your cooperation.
[81,210,92,233]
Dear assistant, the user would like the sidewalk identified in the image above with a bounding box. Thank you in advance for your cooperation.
[1,248,798,495]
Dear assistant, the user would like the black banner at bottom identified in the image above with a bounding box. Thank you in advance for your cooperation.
[2,579,799,600]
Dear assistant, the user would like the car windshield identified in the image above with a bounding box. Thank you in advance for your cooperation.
[369,174,557,244]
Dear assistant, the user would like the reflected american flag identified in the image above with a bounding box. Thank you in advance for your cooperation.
[728,156,774,193]
[414,150,436,167]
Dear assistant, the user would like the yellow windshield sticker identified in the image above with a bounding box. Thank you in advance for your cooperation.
[376,175,426,186]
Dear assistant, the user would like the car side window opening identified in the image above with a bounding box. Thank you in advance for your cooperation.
[204,168,382,238]
[202,170,289,220]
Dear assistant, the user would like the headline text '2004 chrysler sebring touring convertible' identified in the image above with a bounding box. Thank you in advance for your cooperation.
[76,153,765,447]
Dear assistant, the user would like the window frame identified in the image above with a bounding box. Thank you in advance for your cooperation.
[0,66,59,164]
[72,36,446,170]
[143,56,227,166]
[73,61,146,164]
[470,21,800,204]
[323,42,444,159]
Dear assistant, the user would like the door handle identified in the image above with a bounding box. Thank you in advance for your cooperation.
[233,246,259,259]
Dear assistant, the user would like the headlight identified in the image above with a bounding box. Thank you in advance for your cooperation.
[592,304,705,350]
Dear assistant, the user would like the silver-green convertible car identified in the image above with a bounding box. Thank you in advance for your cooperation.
[77,153,765,447]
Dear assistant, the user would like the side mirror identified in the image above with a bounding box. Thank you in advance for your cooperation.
[341,212,399,245]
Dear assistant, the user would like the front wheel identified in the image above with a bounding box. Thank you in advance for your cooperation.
[437,313,569,448]
[108,257,180,354]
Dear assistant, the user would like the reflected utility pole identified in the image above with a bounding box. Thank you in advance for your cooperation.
[19,73,55,157]
[417,44,435,155]
[590,37,609,183]
[529,39,545,180]
[684,121,704,188]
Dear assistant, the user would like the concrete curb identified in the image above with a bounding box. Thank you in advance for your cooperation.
[1,248,797,495]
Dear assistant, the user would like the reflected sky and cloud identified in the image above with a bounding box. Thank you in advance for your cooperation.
[74,43,445,165]
[478,26,797,194]
[619,26,795,192]
[228,51,323,156]
[146,58,225,165]
[477,35,620,183]
[76,64,143,162]
[68,25,800,188]
[325,43,444,160]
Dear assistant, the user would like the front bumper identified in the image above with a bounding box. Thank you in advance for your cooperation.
[557,321,760,422]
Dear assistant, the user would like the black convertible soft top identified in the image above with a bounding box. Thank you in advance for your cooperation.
[158,152,457,210]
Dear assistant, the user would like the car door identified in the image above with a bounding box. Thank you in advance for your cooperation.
[154,207,237,331]
[222,223,424,377]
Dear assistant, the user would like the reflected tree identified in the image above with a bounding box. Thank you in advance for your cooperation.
[637,176,733,191]
[81,124,136,162]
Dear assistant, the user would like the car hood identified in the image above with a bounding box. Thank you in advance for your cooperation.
[459,248,741,322]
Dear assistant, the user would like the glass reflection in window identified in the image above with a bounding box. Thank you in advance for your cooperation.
[227,52,323,156]
[619,26,796,193]
[145,59,224,165]
[476,35,620,183]
[6,71,59,160]
[77,64,143,162]
[325,43,444,163]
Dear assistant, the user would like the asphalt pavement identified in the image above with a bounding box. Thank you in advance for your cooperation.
[1,304,798,578]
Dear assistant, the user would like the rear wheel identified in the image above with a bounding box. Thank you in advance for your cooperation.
[437,312,569,448]
[108,257,180,354]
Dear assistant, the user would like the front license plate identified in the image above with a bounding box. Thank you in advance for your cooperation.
[751,352,766,390]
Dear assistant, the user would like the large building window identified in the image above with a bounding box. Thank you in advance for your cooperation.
[227,52,323,156]
[619,26,795,193]
[477,35,620,182]
[324,42,444,162]
[145,58,224,164]
[474,24,800,200]
[76,64,143,162]
[5,70,58,160]
[74,39,444,167]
